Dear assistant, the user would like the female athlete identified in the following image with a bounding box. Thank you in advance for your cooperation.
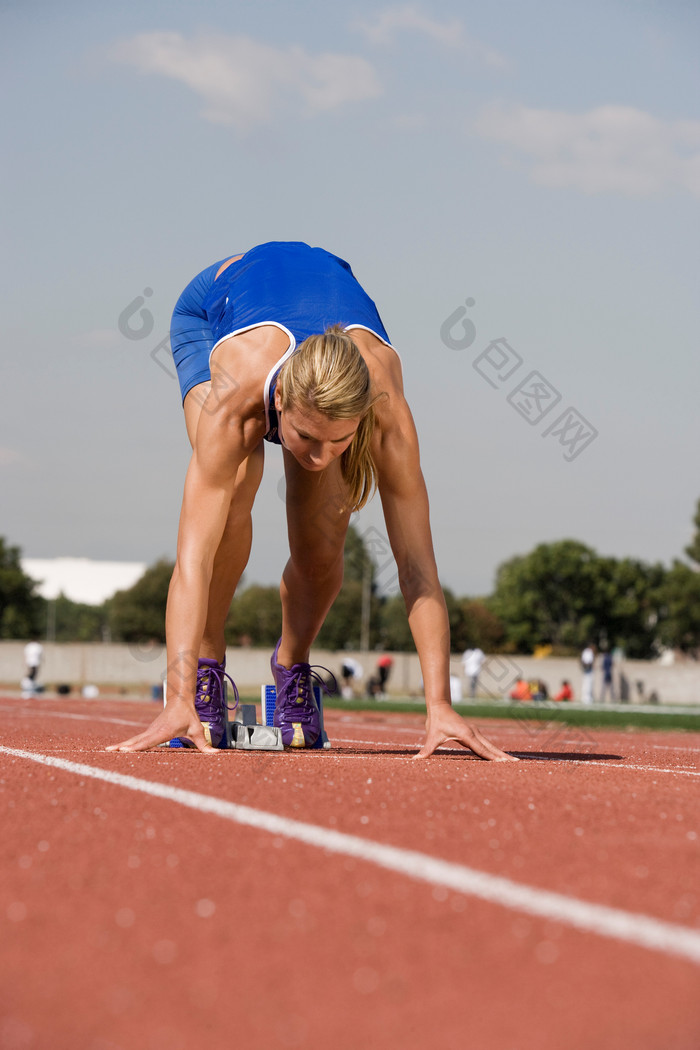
[107,241,514,761]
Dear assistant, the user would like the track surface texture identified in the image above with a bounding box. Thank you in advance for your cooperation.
[1,694,699,1050]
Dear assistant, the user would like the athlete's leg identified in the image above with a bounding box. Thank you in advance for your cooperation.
[277,448,352,668]
[183,382,264,662]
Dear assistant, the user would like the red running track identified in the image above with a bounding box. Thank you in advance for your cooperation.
[1,694,699,1050]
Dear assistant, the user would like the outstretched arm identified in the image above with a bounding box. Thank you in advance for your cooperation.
[107,365,266,753]
[370,350,516,762]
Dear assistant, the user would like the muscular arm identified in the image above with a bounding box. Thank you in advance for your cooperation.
[368,344,515,761]
[165,394,264,706]
[108,345,268,752]
[370,350,451,707]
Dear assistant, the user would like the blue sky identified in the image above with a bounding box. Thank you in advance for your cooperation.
[2,0,699,597]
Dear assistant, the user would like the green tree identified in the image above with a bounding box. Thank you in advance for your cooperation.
[223,525,382,649]
[684,497,700,567]
[48,594,106,642]
[316,580,366,649]
[657,561,700,655]
[316,525,382,649]
[107,559,174,643]
[343,524,374,584]
[454,598,506,653]
[491,541,667,655]
[490,540,605,652]
[594,557,666,659]
[650,497,700,655]
[0,538,43,638]
[377,586,482,653]
[226,585,282,647]
[376,592,413,651]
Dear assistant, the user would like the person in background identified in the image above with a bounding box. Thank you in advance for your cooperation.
[366,655,394,699]
[600,650,614,703]
[580,644,596,704]
[461,647,486,698]
[509,678,531,701]
[24,638,43,685]
[340,656,363,700]
[366,654,394,698]
[530,679,549,701]
[554,680,573,702]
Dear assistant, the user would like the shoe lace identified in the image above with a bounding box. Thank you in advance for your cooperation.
[195,662,239,718]
[292,663,336,713]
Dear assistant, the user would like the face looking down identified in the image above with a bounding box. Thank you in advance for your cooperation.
[274,392,360,472]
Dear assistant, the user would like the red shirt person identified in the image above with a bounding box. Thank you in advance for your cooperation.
[554,680,573,702]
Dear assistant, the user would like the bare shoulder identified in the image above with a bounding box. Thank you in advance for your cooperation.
[355,331,422,491]
[350,330,408,440]
[352,330,404,391]
[207,325,290,420]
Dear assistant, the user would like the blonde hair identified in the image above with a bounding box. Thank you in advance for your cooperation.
[276,326,382,511]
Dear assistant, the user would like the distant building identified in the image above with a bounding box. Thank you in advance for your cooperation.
[22,558,147,606]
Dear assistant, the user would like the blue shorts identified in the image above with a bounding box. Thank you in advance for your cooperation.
[169,243,392,427]
[170,256,232,403]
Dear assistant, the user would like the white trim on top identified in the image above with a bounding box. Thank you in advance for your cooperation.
[209,321,398,436]
[343,324,398,358]
[209,322,296,436]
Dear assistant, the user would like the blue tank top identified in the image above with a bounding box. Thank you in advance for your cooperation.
[202,242,392,443]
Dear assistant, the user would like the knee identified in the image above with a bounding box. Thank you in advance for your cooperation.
[225,446,265,525]
[289,534,345,582]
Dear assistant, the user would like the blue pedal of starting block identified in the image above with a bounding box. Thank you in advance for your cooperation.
[261,684,331,749]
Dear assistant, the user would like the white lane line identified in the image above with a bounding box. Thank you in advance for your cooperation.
[333,736,498,756]
[334,735,421,747]
[333,737,700,773]
[332,736,477,754]
[336,721,593,736]
[652,745,700,753]
[335,718,700,743]
[0,706,147,729]
[2,745,699,967]
[47,711,148,729]
[571,761,700,777]
[333,721,421,733]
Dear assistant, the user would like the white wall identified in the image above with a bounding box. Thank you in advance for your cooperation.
[3,642,700,706]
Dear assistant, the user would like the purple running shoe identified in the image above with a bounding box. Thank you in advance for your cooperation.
[270,639,335,748]
[170,657,239,749]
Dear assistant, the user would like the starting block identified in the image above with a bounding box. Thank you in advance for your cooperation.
[164,679,330,750]
[227,721,284,750]
[225,703,283,751]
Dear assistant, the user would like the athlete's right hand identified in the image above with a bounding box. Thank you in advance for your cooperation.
[106,698,220,754]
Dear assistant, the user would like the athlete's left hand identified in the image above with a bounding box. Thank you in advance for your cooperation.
[414,701,518,761]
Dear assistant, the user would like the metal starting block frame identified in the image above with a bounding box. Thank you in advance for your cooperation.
[225,702,283,751]
[226,716,283,750]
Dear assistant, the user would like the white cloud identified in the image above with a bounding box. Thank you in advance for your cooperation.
[355,4,508,69]
[475,103,700,197]
[22,558,147,604]
[71,328,124,351]
[110,32,382,128]
[0,447,27,467]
